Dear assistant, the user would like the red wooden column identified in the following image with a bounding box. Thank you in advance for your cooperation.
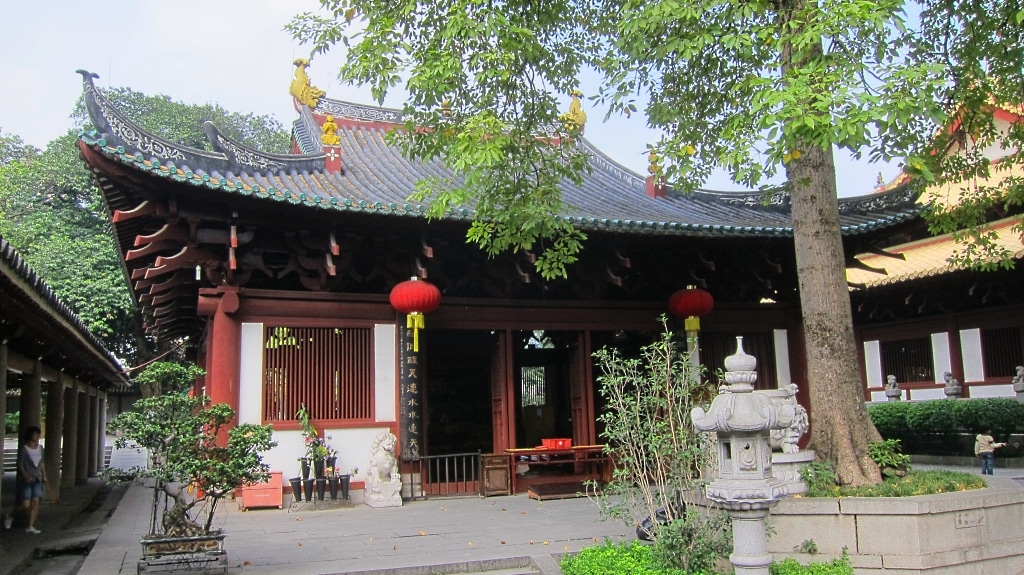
[197,286,242,420]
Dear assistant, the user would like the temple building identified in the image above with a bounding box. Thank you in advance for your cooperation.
[73,66,1022,495]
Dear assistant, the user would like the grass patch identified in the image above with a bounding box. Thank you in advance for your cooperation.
[770,553,853,575]
[560,540,706,575]
[805,469,985,498]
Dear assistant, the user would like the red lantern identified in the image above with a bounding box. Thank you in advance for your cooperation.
[668,286,714,332]
[389,277,441,351]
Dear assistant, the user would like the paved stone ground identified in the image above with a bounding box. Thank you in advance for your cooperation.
[1,458,1021,575]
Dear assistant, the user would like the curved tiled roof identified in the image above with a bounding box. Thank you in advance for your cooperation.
[846,216,1024,289]
[77,70,926,238]
[0,235,130,388]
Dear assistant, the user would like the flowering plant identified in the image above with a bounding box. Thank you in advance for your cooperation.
[295,404,336,461]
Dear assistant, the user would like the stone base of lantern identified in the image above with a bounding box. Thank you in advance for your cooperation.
[771,450,814,495]
[726,506,777,575]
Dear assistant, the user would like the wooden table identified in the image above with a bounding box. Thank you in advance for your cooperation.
[505,445,609,496]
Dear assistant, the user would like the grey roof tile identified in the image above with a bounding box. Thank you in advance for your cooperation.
[77,71,926,237]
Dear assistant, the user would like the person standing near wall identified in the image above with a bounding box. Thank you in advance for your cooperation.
[3,425,47,533]
[974,425,1006,476]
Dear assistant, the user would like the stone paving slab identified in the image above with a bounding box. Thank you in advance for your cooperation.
[76,483,632,575]
[4,461,1023,575]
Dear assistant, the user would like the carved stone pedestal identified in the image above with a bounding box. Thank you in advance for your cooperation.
[771,450,815,495]
[366,480,402,508]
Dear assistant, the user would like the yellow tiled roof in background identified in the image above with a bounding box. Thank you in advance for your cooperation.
[847,217,1024,288]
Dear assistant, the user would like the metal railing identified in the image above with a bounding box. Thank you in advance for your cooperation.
[401,451,481,500]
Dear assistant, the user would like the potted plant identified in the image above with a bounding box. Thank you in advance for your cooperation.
[295,404,336,479]
[106,394,276,570]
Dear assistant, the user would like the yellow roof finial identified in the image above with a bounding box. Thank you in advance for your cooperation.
[321,115,341,146]
[290,58,326,109]
[559,89,587,135]
[648,150,662,176]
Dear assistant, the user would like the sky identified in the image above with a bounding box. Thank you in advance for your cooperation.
[0,0,899,197]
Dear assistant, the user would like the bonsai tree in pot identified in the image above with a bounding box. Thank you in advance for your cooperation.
[107,394,276,540]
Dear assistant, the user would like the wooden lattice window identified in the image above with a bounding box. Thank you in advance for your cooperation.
[263,326,373,424]
[880,336,934,384]
[981,326,1024,379]
[701,332,777,390]
[521,367,546,406]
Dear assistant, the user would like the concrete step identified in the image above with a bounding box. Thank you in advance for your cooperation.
[458,564,540,568]
[342,557,548,575]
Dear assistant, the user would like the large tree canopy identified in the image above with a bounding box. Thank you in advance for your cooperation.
[290,0,1022,485]
[0,89,290,366]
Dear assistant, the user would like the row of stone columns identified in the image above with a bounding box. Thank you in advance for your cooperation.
[1,344,107,502]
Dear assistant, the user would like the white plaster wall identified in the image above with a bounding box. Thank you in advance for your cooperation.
[264,427,391,482]
[319,427,391,484]
[239,322,264,425]
[910,388,946,401]
[773,329,791,388]
[960,328,985,382]
[265,429,305,477]
[869,391,887,403]
[374,323,397,423]
[931,332,951,382]
[969,384,1014,398]
[863,340,883,389]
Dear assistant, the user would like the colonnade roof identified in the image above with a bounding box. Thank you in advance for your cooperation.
[0,234,130,389]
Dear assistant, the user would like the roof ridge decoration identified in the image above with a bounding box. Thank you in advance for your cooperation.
[77,69,231,167]
[314,98,405,123]
[837,182,922,214]
[290,58,326,108]
[204,122,326,173]
[77,70,325,176]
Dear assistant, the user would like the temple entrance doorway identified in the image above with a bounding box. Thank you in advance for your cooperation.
[513,330,575,450]
[422,329,495,456]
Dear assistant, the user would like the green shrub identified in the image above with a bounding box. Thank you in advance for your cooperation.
[866,402,910,438]
[770,552,853,575]
[4,412,18,435]
[800,461,838,493]
[903,399,954,434]
[805,469,984,497]
[867,439,911,477]
[651,510,732,574]
[868,399,1024,455]
[560,540,697,575]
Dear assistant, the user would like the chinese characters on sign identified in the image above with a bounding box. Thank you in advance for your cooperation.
[398,325,423,459]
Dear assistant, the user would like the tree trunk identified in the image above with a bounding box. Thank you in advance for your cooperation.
[780,0,882,486]
[788,144,883,485]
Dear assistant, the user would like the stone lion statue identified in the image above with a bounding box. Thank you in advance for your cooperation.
[369,431,400,484]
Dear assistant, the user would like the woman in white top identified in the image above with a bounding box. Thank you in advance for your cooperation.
[3,425,47,534]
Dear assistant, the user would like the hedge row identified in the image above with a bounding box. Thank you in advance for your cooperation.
[868,398,1024,455]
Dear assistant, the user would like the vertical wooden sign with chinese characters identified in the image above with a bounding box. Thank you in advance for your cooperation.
[398,324,423,459]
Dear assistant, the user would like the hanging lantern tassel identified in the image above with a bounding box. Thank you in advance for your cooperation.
[407,312,425,352]
[684,315,701,333]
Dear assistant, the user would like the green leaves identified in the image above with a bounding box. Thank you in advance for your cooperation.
[133,362,205,397]
[289,0,606,279]
[107,395,277,534]
[591,319,726,569]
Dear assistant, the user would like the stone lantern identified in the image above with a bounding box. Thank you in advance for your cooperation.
[691,336,796,575]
